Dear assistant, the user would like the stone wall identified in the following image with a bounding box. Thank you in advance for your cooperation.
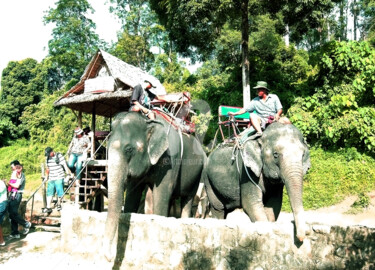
[60,204,375,270]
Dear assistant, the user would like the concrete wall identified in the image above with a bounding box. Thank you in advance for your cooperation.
[60,204,375,270]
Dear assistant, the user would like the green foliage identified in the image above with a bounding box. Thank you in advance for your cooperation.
[153,53,190,86]
[43,0,104,82]
[288,41,375,154]
[0,139,48,181]
[282,147,375,211]
[351,192,371,209]
[19,90,75,146]
[111,30,154,69]
[108,1,168,70]
[191,112,213,136]
[0,58,52,145]
[149,0,237,60]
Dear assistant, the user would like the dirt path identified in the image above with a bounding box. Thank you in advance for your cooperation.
[1,191,374,269]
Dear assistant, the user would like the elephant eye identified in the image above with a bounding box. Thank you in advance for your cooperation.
[124,146,134,156]
[273,152,279,159]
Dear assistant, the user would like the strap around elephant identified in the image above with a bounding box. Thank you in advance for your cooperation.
[233,139,262,192]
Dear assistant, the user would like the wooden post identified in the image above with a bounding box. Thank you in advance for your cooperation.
[78,111,82,128]
[41,163,47,209]
[241,0,250,108]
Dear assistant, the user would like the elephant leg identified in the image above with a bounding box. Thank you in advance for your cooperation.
[204,176,226,219]
[180,195,194,218]
[180,179,200,218]
[263,184,283,221]
[241,181,268,222]
[124,181,145,213]
[210,205,225,219]
[152,171,175,216]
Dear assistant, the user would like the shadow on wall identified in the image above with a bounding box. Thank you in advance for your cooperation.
[182,250,213,269]
[339,227,375,269]
[180,243,261,269]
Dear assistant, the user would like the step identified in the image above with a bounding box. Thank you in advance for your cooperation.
[33,225,61,233]
[31,215,61,226]
[75,185,100,189]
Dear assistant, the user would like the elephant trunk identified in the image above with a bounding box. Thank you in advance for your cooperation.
[103,147,127,261]
[282,160,306,242]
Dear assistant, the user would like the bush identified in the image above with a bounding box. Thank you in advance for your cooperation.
[282,147,375,211]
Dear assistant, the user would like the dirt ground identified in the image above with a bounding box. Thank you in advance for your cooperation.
[1,191,374,269]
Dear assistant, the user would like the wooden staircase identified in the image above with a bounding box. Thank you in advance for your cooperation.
[75,159,108,211]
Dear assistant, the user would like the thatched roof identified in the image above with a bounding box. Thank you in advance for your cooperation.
[54,49,166,118]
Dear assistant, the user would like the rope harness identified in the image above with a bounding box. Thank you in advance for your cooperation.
[219,116,262,192]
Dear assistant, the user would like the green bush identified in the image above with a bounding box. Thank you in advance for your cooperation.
[282,147,375,211]
[288,41,375,154]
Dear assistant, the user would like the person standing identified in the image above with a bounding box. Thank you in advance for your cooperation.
[67,127,91,180]
[44,147,73,213]
[228,81,283,137]
[7,162,31,238]
[0,179,8,246]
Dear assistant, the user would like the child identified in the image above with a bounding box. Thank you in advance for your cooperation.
[7,165,22,200]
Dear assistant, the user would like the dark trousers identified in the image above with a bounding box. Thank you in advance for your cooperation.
[8,193,27,235]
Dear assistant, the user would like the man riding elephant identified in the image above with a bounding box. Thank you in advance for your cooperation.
[229,81,283,138]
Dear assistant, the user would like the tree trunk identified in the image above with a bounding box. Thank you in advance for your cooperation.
[353,0,358,41]
[284,24,290,47]
[241,0,250,108]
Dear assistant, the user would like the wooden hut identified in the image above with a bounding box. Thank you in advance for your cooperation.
[54,49,166,211]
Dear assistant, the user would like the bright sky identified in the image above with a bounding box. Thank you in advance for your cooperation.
[0,0,121,84]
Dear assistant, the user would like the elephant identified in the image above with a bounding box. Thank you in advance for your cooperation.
[103,111,206,260]
[205,122,310,241]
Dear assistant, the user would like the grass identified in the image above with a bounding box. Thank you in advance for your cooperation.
[282,147,375,212]
[0,139,67,198]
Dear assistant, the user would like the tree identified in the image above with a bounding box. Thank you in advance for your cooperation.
[288,41,375,154]
[0,59,50,145]
[44,0,104,84]
[149,0,339,107]
[111,30,154,69]
[109,0,168,69]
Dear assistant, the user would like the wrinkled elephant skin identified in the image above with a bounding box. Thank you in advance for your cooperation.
[103,112,206,261]
[205,122,310,242]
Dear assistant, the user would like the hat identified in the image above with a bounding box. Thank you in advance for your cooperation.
[45,147,53,157]
[144,80,156,88]
[74,127,83,135]
[253,81,269,91]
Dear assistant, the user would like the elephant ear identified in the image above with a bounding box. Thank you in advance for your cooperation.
[302,140,311,175]
[147,120,169,165]
[242,140,262,177]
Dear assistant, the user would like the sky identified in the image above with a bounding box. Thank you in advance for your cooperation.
[0,0,121,83]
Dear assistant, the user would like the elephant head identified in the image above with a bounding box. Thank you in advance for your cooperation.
[242,122,310,241]
[103,112,169,260]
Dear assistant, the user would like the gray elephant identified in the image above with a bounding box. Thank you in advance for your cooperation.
[205,122,310,241]
[103,112,206,259]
